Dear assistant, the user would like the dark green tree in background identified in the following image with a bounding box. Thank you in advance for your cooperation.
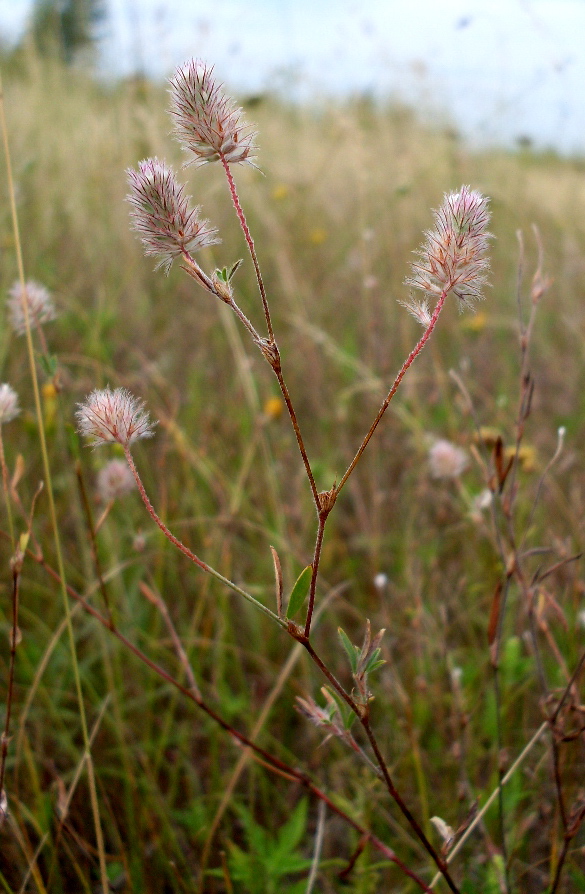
[30,0,106,63]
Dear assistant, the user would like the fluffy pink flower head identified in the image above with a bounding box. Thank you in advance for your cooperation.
[97,458,136,502]
[0,384,20,424]
[76,387,155,448]
[169,59,257,167]
[127,158,220,273]
[429,439,468,479]
[8,280,57,335]
[405,186,491,310]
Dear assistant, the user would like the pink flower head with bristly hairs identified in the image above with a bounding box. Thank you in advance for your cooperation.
[429,439,469,479]
[97,458,136,502]
[7,280,57,335]
[404,186,491,318]
[169,59,257,167]
[0,384,20,424]
[76,387,156,448]
[127,158,220,273]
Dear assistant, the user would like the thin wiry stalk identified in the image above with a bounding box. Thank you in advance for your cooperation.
[550,836,572,894]
[491,664,511,893]
[221,156,274,342]
[0,75,109,894]
[25,541,431,890]
[303,510,329,637]
[123,446,286,628]
[337,289,448,494]
[305,799,326,894]
[0,429,15,547]
[75,461,113,625]
[199,588,341,885]
[526,599,568,829]
[0,561,19,809]
[299,638,459,893]
[429,722,549,888]
[219,157,320,508]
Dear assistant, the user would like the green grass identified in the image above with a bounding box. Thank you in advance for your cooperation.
[0,52,584,892]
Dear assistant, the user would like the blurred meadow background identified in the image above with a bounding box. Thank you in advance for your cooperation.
[1,1,585,892]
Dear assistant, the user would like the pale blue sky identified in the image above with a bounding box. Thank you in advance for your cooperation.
[1,0,584,153]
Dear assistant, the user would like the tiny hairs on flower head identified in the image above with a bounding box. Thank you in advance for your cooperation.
[405,186,491,310]
[168,59,258,167]
[76,387,156,448]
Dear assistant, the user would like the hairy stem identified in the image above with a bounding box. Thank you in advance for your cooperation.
[218,164,320,507]
[221,156,274,342]
[124,446,286,628]
[337,289,447,495]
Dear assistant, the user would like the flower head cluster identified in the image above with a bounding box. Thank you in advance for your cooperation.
[97,458,136,502]
[7,280,57,335]
[405,186,491,311]
[76,387,155,448]
[127,158,220,273]
[0,384,20,424]
[429,438,468,479]
[169,59,257,167]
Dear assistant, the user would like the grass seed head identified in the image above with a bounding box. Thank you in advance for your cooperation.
[76,387,156,448]
[127,158,220,273]
[169,59,257,167]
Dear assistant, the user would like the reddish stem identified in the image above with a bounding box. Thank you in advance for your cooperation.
[304,511,329,637]
[26,543,430,890]
[219,159,320,508]
[300,638,459,893]
[337,290,447,494]
[221,156,274,342]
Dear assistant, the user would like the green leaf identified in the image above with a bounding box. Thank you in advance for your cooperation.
[365,649,385,675]
[338,627,359,674]
[274,799,308,854]
[324,686,356,730]
[228,258,243,280]
[39,352,58,378]
[286,565,312,618]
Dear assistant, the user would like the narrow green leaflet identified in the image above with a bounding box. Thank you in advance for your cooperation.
[337,626,359,674]
[286,565,312,619]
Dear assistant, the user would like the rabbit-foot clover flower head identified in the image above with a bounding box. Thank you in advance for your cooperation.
[97,459,136,502]
[76,387,156,448]
[0,384,20,424]
[429,438,468,479]
[169,59,257,167]
[399,295,433,328]
[405,185,491,310]
[127,158,220,273]
[8,280,56,335]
